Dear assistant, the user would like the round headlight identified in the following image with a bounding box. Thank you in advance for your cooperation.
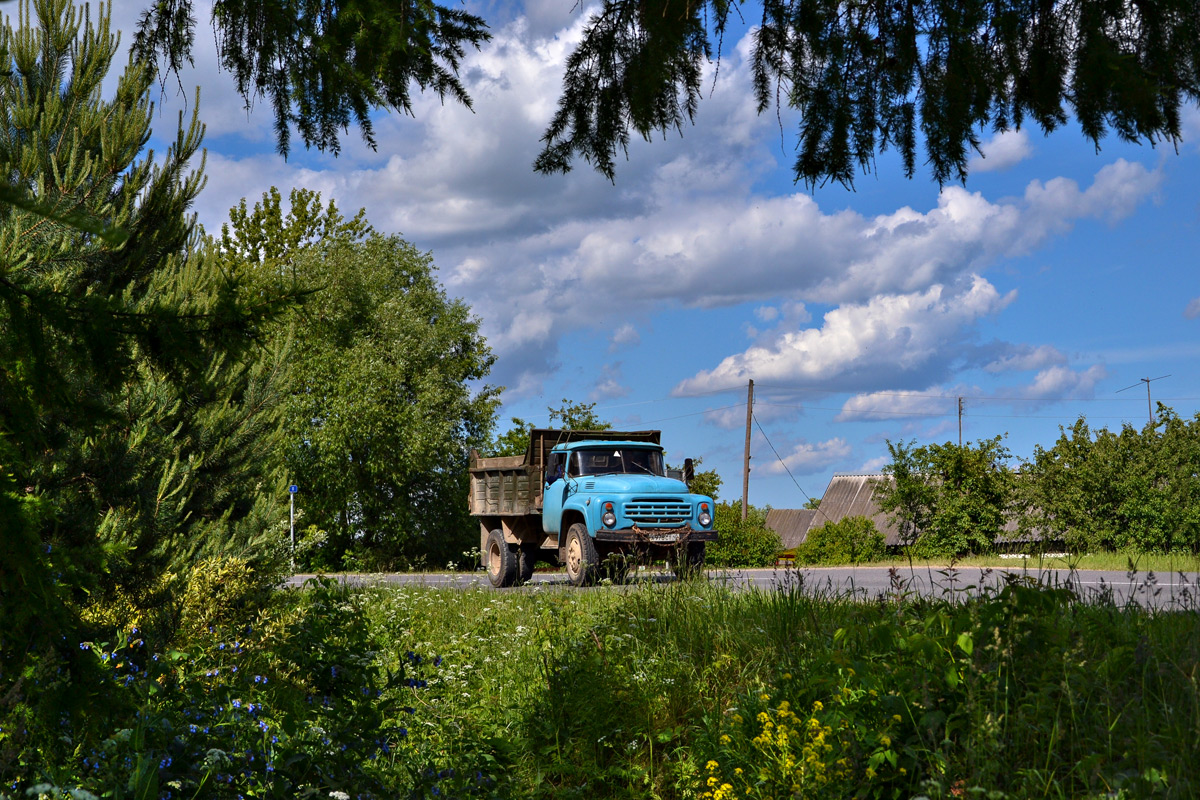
[602,502,616,527]
[699,511,712,527]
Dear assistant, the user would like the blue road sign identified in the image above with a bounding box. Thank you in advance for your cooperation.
[289,485,299,494]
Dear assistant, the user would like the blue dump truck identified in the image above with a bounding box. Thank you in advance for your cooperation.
[469,428,718,587]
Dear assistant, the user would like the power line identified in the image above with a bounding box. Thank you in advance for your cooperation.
[751,413,817,507]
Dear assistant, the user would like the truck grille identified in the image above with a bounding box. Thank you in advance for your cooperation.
[624,498,690,525]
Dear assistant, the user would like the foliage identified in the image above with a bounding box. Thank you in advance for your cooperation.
[3,577,443,798]
[877,436,1015,558]
[796,516,886,565]
[132,0,490,158]
[221,188,500,570]
[708,502,782,567]
[1018,406,1200,553]
[687,458,722,502]
[8,576,1200,798]
[0,0,288,690]
[488,398,612,457]
[535,0,1200,187]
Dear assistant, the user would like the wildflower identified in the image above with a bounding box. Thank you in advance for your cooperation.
[893,714,902,722]
[719,735,731,745]
[760,693,770,702]
[812,700,823,712]
[706,760,719,771]
[880,734,891,747]
[782,672,792,680]
[866,767,876,779]
[329,792,350,800]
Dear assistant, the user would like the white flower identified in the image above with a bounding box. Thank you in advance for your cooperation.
[330,792,350,800]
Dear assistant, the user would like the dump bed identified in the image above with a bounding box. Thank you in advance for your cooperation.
[469,428,661,517]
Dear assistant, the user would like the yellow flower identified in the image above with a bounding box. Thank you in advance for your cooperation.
[760,693,770,702]
[812,700,824,712]
[719,735,731,745]
[708,776,719,787]
[734,768,743,776]
[732,714,743,724]
[893,714,902,722]
[866,767,877,779]
[900,767,908,775]
[880,734,891,747]
[706,760,719,772]
[782,672,792,680]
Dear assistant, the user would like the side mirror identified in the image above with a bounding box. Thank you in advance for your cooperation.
[683,458,694,486]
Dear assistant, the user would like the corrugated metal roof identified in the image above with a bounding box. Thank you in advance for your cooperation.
[765,509,817,549]
[803,473,905,545]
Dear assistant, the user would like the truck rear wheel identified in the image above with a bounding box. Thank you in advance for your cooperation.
[564,523,599,586]
[517,544,538,585]
[486,528,517,588]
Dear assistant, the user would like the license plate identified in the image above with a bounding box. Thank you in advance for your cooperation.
[648,533,679,543]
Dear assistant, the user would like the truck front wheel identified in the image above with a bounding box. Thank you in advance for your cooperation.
[672,541,706,579]
[486,528,517,588]
[564,523,599,587]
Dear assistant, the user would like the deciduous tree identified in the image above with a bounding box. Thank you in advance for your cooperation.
[221,188,500,569]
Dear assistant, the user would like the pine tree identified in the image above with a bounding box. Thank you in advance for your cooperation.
[0,0,289,663]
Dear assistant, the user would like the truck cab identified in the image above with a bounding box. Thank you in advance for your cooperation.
[469,429,718,586]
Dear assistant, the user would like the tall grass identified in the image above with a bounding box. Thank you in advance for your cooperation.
[7,569,1200,798]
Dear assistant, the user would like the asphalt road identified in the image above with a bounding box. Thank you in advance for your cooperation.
[288,564,1200,609]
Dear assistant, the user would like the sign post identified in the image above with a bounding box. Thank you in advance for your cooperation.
[289,484,299,571]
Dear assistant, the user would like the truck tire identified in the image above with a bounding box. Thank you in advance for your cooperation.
[486,528,517,588]
[672,541,706,580]
[517,544,538,585]
[564,522,600,587]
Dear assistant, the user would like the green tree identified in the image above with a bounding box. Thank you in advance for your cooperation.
[488,398,612,457]
[796,515,886,565]
[707,502,781,567]
[534,0,1200,187]
[132,0,490,158]
[0,0,290,754]
[221,188,500,569]
[1019,407,1200,553]
[877,436,1015,558]
[0,0,287,602]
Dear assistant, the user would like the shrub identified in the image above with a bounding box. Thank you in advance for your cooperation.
[708,503,782,567]
[796,516,886,565]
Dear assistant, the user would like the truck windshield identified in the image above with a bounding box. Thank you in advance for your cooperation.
[572,448,665,477]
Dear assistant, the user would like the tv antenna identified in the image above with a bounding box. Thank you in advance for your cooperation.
[1116,375,1170,426]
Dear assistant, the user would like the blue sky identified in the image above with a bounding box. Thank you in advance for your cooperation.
[106,1,1200,509]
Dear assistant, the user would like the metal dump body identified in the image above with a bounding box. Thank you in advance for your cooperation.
[469,428,661,517]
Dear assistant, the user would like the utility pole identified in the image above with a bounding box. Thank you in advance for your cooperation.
[957,396,964,446]
[742,379,754,522]
[1116,375,1170,427]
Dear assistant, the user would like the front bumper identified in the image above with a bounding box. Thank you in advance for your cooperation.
[593,525,719,545]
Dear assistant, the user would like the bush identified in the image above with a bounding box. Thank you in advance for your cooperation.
[796,516,886,565]
[708,503,782,567]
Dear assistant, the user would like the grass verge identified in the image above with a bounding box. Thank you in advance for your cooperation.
[6,569,1200,798]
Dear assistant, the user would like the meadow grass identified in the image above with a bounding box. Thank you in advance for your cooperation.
[9,569,1200,799]
[360,569,1200,799]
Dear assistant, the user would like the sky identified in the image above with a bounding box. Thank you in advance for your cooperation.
[101,1,1200,510]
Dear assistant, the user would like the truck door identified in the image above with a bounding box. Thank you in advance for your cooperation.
[542,451,568,535]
